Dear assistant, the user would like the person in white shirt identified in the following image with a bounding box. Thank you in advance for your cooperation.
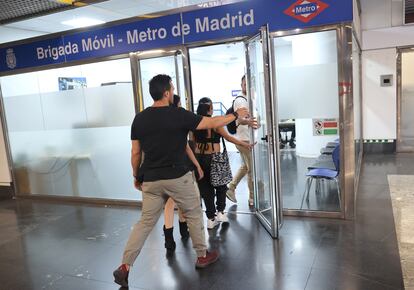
[226,75,257,206]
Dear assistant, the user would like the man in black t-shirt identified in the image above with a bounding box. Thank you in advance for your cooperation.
[113,74,248,288]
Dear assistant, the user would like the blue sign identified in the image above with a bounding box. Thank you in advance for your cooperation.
[0,0,352,74]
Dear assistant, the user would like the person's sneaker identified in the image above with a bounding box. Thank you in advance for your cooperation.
[113,264,129,287]
[248,199,254,206]
[216,211,229,223]
[207,218,219,229]
[226,188,237,203]
[195,250,220,269]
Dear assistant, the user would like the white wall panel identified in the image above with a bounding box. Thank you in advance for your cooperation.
[362,48,397,139]
[363,26,414,50]
[361,0,391,30]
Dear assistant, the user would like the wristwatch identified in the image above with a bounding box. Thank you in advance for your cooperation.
[232,111,239,119]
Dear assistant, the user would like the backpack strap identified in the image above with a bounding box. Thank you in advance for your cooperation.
[232,96,247,128]
[232,95,246,109]
[221,136,227,153]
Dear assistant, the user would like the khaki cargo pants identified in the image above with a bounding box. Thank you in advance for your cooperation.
[122,172,207,265]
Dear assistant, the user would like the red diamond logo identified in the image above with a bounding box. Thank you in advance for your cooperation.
[284,0,329,23]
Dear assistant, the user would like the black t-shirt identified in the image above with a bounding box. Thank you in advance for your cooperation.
[131,106,202,182]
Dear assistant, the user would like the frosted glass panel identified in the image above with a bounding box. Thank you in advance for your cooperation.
[4,94,44,131]
[0,58,139,200]
[42,90,88,130]
[274,30,339,119]
[276,64,339,119]
[84,84,135,127]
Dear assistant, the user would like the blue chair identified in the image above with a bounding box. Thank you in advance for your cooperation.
[300,145,341,210]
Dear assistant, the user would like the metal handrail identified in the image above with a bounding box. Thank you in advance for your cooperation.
[194,101,228,116]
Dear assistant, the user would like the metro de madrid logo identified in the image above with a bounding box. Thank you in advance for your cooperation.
[6,48,16,69]
[284,0,329,23]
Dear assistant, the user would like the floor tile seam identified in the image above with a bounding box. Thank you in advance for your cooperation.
[308,235,323,275]
[61,273,148,289]
[357,272,404,290]
[303,263,314,290]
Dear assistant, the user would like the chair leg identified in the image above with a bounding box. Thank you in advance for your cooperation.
[306,178,313,202]
[300,177,312,209]
[335,178,341,210]
[315,179,320,195]
[300,178,309,209]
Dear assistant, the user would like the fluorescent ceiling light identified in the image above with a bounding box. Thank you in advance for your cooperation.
[61,17,105,28]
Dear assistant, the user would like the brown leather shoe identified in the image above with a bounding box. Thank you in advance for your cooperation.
[195,250,219,269]
[113,264,129,287]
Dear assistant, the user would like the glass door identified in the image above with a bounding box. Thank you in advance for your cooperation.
[245,26,282,238]
[132,48,189,111]
[271,29,341,215]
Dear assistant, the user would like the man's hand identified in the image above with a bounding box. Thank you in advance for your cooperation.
[242,141,257,150]
[134,179,142,191]
[235,107,249,119]
[239,117,258,129]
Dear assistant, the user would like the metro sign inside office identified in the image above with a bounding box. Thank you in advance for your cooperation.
[284,0,329,23]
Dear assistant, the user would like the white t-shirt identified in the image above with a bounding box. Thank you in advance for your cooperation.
[233,95,250,141]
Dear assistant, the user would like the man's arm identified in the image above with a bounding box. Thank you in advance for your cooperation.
[131,140,142,190]
[196,107,248,130]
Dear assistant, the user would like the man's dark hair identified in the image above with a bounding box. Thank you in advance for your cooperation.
[149,74,172,101]
[241,75,246,83]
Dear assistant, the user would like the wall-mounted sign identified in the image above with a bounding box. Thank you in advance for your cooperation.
[231,89,242,97]
[0,0,352,74]
[58,77,87,91]
[313,118,338,136]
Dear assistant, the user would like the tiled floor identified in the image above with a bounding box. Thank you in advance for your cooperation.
[388,175,414,290]
[0,153,408,290]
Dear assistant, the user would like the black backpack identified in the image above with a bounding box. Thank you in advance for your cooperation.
[226,96,246,134]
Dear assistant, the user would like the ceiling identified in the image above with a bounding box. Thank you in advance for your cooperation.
[0,0,72,24]
[0,0,238,44]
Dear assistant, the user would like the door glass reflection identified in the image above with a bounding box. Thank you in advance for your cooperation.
[247,36,273,222]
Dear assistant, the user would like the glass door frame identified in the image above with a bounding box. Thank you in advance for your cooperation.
[245,26,282,238]
[269,23,355,220]
[129,46,192,113]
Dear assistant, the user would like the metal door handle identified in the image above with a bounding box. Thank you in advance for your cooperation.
[261,135,268,142]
